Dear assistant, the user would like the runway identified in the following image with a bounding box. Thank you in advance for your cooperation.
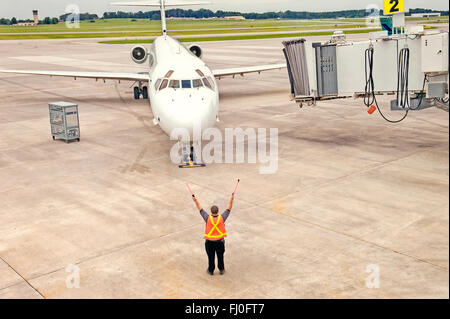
[0,33,448,298]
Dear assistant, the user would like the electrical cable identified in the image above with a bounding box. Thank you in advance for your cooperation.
[363,46,409,123]
[409,74,428,111]
[397,47,410,108]
[364,47,375,107]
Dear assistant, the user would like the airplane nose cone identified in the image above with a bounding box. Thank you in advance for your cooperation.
[158,92,218,139]
[178,96,212,123]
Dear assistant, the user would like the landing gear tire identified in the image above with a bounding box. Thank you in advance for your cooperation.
[178,142,206,168]
[133,87,140,100]
[142,86,148,99]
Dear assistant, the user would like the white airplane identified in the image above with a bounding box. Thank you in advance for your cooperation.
[0,0,286,167]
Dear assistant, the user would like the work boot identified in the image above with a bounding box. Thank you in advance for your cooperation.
[207,269,214,276]
[219,269,225,275]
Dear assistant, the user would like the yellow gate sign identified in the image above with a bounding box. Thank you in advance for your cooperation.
[384,0,405,15]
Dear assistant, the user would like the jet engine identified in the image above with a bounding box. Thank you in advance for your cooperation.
[131,45,148,64]
[188,44,203,59]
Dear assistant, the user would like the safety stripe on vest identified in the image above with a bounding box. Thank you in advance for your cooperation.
[205,215,227,239]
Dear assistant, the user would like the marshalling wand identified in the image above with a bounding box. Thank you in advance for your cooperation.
[232,179,240,195]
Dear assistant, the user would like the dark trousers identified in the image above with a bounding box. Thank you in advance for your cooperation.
[205,239,225,273]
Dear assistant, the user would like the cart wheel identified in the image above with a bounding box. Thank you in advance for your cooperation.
[142,86,148,99]
[134,87,140,100]
[52,136,55,140]
[77,138,80,142]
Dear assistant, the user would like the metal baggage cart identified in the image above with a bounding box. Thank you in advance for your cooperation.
[49,102,80,143]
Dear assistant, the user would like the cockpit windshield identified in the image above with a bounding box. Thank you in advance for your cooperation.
[181,80,192,89]
[169,80,180,89]
[193,79,203,88]
[156,77,214,91]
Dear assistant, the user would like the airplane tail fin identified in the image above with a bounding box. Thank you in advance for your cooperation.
[110,1,212,35]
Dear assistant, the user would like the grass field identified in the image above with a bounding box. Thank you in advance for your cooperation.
[0,17,445,41]
[0,16,446,34]
[99,28,383,44]
[0,18,363,33]
[0,24,371,40]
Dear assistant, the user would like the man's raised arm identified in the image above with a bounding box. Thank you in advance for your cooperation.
[227,193,235,211]
[193,195,202,211]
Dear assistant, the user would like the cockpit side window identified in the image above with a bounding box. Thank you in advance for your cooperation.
[202,77,213,90]
[165,70,174,78]
[154,79,162,90]
[193,79,203,88]
[182,80,192,89]
[196,69,205,77]
[159,79,169,90]
[207,76,214,87]
[169,80,180,89]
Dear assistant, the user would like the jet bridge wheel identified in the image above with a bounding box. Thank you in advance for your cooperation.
[133,87,140,100]
[142,86,148,99]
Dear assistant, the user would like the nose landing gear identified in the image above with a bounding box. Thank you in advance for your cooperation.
[179,142,206,168]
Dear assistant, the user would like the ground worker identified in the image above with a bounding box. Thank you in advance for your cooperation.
[192,193,235,276]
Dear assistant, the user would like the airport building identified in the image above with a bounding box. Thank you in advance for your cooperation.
[223,15,246,20]
[411,12,441,17]
[15,10,39,26]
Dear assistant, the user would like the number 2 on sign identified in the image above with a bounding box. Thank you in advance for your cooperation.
[390,0,399,12]
[385,0,404,14]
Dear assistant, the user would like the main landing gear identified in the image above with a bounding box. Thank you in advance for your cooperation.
[179,142,206,168]
[134,84,148,100]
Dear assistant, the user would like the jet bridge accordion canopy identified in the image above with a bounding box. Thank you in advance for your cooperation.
[282,39,311,97]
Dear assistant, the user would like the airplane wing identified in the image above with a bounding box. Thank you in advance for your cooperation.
[0,63,287,82]
[212,63,287,78]
[0,69,149,82]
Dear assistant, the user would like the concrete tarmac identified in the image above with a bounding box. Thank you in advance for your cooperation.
[0,33,448,298]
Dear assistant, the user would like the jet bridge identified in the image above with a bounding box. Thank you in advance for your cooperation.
[284,31,448,99]
[283,2,449,122]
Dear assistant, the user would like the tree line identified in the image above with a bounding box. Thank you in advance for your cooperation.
[1,8,448,26]
[101,8,449,20]
[0,17,59,25]
[0,13,99,25]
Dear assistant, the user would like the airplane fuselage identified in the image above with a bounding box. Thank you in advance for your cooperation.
[147,35,219,140]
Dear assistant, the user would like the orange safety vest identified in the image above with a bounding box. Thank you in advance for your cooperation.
[204,215,227,241]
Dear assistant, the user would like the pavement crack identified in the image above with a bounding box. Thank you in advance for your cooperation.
[0,255,45,298]
[24,222,202,284]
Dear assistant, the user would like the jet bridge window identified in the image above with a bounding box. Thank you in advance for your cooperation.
[182,80,192,89]
[193,79,203,88]
[169,80,180,89]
